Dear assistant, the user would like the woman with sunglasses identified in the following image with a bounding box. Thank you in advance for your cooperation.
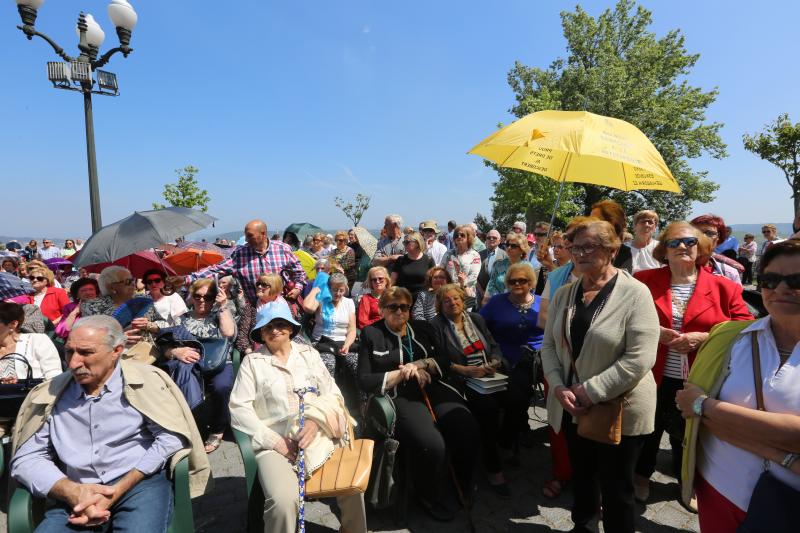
[81,266,166,344]
[236,273,285,355]
[677,239,800,532]
[26,267,70,324]
[142,269,188,327]
[540,219,660,533]
[356,266,391,329]
[483,232,531,305]
[329,230,357,287]
[391,231,435,303]
[441,224,482,310]
[60,239,78,258]
[632,222,752,508]
[358,286,480,521]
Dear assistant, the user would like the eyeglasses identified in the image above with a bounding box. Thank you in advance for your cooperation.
[263,321,293,332]
[370,277,386,283]
[28,276,47,282]
[507,243,521,249]
[112,278,135,286]
[507,278,530,286]
[762,231,772,235]
[486,236,499,240]
[760,272,800,290]
[403,240,414,245]
[384,303,410,313]
[665,237,699,249]
[144,278,163,285]
[534,232,548,237]
[570,243,601,256]
[701,230,718,238]
[454,233,467,238]
[335,238,347,242]
[192,293,215,302]
[256,282,271,289]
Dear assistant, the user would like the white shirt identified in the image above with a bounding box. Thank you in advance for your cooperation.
[152,293,189,327]
[631,239,661,273]
[0,333,63,380]
[33,292,45,308]
[758,238,785,257]
[312,297,355,342]
[698,317,800,511]
[426,241,448,266]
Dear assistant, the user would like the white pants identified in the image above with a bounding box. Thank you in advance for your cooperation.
[256,450,367,533]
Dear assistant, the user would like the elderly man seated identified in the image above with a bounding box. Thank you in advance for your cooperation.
[10,315,211,532]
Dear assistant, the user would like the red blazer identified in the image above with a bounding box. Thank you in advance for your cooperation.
[634,266,753,385]
[38,286,71,323]
[357,293,381,329]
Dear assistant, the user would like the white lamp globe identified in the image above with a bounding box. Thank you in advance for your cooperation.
[108,0,137,31]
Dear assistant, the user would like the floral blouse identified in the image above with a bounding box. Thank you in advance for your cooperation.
[81,295,167,326]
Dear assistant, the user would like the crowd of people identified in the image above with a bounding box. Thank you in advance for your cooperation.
[0,206,797,533]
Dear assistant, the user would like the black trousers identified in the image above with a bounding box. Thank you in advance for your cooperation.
[635,376,685,480]
[500,357,535,447]
[465,387,515,474]
[738,257,754,285]
[394,382,480,501]
[564,414,645,533]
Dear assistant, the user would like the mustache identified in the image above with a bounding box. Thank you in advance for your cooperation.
[72,368,91,377]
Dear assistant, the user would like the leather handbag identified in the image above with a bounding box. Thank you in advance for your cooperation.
[122,336,159,365]
[737,332,798,533]
[305,419,374,499]
[0,353,45,418]
[197,337,230,375]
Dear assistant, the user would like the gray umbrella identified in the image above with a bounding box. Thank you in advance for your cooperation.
[0,272,33,300]
[73,207,218,269]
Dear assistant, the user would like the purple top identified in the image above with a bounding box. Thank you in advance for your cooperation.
[10,364,184,497]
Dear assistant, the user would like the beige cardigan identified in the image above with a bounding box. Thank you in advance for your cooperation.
[12,359,212,498]
[541,269,660,436]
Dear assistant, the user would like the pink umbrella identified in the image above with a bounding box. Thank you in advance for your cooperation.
[72,250,176,279]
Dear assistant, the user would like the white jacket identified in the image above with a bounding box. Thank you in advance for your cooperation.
[2,334,62,381]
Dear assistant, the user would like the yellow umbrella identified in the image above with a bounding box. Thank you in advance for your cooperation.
[294,249,317,280]
[469,110,680,193]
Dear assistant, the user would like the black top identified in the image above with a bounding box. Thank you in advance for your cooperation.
[391,254,435,297]
[614,245,633,273]
[569,274,619,368]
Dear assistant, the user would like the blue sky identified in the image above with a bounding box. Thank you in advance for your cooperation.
[1,0,797,239]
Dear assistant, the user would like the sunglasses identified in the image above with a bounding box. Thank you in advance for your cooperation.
[760,272,800,290]
[113,278,135,286]
[384,303,410,313]
[762,231,772,235]
[403,240,414,245]
[666,237,699,249]
[28,276,47,282]
[370,277,386,283]
[534,232,548,237]
[454,233,467,238]
[507,278,529,286]
[701,231,718,238]
[507,243,521,249]
[335,238,347,242]
[256,282,271,289]
[144,277,164,285]
[192,293,215,302]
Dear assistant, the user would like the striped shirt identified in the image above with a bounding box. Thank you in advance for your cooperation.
[187,242,307,305]
[664,283,695,380]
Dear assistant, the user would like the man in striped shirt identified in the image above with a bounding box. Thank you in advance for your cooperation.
[175,220,306,305]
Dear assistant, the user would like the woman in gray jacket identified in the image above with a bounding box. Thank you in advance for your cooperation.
[541,219,660,533]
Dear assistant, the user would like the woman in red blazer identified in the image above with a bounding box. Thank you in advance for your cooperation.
[632,222,752,506]
[27,266,70,324]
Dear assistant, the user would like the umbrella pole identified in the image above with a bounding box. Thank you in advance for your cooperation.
[546,178,567,237]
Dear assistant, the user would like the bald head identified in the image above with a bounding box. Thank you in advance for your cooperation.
[245,220,268,250]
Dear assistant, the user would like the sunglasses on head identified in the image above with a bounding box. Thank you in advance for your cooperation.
[760,272,800,290]
[507,278,529,286]
[144,277,163,285]
[385,303,410,312]
[666,237,699,249]
[28,276,47,282]
[192,293,215,302]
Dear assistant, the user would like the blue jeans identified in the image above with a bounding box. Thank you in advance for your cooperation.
[35,470,173,533]
[202,362,234,434]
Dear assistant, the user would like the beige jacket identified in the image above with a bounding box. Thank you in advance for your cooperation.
[541,269,660,436]
[11,359,212,498]
[230,342,350,473]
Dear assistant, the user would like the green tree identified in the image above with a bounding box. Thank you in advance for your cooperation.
[334,193,371,226]
[743,113,800,219]
[153,165,210,212]
[487,0,725,227]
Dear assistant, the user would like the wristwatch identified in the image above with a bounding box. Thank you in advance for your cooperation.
[692,394,708,417]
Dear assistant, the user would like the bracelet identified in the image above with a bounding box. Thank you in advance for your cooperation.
[781,452,798,469]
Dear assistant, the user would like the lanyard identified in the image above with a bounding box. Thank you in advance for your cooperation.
[401,326,414,362]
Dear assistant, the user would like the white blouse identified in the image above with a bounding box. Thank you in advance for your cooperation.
[698,317,800,510]
[0,334,62,380]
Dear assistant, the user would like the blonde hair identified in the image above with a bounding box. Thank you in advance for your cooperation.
[506,262,537,287]
[404,231,426,252]
[256,273,284,296]
[28,267,54,287]
[453,224,475,248]
[504,232,531,256]
[434,283,466,314]
[634,209,660,225]
[189,278,216,298]
[366,266,391,290]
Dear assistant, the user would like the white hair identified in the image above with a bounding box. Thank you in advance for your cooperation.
[72,315,126,349]
[385,214,403,227]
[98,266,131,296]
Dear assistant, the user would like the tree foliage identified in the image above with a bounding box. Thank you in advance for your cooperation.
[487,0,725,228]
[334,193,371,227]
[743,113,800,217]
[153,165,210,212]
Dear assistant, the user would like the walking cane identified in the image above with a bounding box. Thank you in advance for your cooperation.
[417,382,477,533]
[294,386,319,533]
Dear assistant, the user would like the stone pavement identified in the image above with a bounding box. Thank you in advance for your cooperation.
[0,404,699,533]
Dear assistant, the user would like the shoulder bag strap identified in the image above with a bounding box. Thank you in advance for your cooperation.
[750,331,765,411]
[562,302,579,384]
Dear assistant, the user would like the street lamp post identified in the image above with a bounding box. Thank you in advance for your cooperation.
[14,0,138,234]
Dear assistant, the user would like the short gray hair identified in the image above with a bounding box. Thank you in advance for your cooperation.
[328,272,349,290]
[385,214,403,228]
[72,315,126,349]
[98,265,131,296]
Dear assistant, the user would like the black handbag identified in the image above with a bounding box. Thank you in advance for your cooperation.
[0,353,45,418]
[197,337,230,375]
[365,394,399,509]
[737,332,799,533]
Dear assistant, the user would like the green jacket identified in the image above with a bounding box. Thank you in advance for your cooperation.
[681,319,755,505]
[11,359,213,498]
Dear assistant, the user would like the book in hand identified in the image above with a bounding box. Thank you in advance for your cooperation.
[466,372,508,395]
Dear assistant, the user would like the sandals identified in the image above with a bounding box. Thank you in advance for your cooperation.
[542,478,566,499]
[204,433,223,454]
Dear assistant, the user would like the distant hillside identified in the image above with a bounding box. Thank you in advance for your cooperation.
[730,223,793,235]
